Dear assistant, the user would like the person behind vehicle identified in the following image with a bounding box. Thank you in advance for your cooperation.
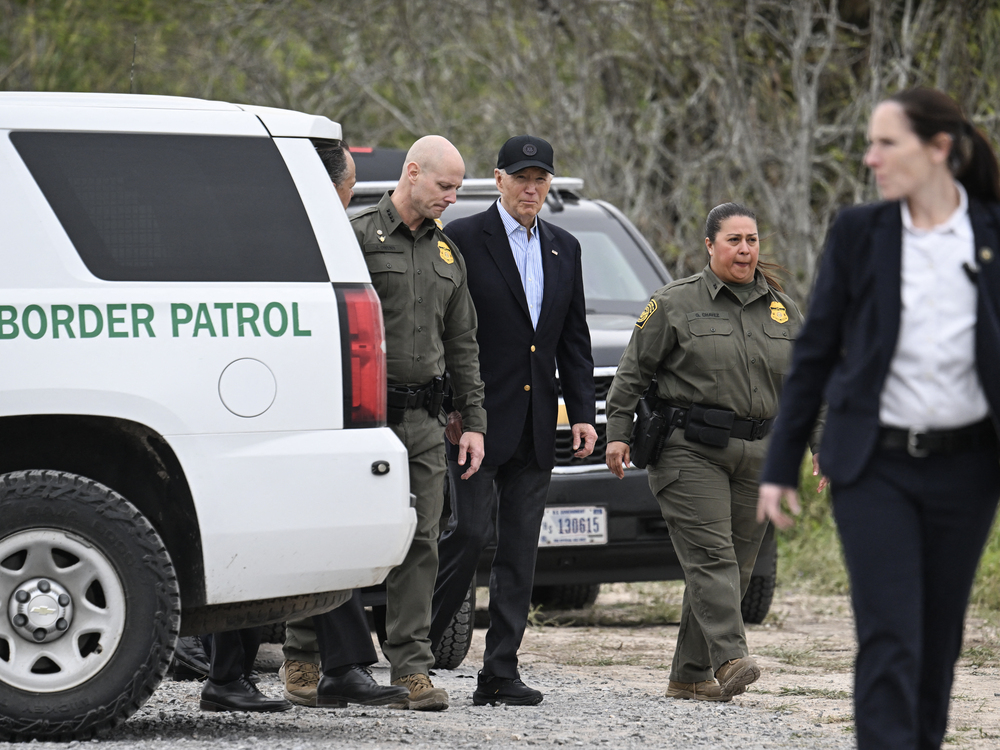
[758,88,1000,750]
[283,136,486,712]
[605,203,810,702]
[198,141,364,716]
[278,141,408,710]
[429,135,597,706]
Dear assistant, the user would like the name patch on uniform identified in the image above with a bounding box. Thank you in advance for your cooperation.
[438,241,455,264]
[686,311,727,320]
[770,301,788,323]
[636,299,657,328]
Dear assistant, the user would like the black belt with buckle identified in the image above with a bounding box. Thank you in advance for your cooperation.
[729,416,775,441]
[878,419,996,457]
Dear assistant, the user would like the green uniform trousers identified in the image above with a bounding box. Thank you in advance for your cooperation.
[283,406,447,680]
[648,430,770,684]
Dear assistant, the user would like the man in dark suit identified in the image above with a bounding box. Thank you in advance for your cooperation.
[429,135,597,706]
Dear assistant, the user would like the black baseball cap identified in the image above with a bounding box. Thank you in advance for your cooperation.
[496,135,555,175]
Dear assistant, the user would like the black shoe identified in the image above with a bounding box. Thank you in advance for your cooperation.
[472,672,543,706]
[200,676,293,712]
[170,636,210,680]
[316,664,410,708]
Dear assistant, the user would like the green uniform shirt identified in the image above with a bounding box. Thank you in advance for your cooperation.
[351,192,486,434]
[606,265,804,444]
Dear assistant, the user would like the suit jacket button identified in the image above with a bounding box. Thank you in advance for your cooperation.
[524,385,531,391]
[530,345,536,352]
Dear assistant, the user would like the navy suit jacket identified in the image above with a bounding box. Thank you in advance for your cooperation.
[445,202,596,470]
[761,198,1000,488]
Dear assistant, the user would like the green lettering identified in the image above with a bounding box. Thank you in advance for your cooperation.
[214,303,234,337]
[263,302,288,337]
[107,304,128,338]
[79,304,103,338]
[52,305,75,339]
[22,305,47,339]
[236,303,260,337]
[132,304,155,338]
[171,304,193,337]
[292,302,311,337]
[193,303,217,337]
[0,306,19,339]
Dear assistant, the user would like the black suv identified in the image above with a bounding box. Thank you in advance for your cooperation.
[348,159,777,668]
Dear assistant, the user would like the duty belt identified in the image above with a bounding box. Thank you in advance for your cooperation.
[670,403,775,448]
[878,419,996,457]
[386,375,446,425]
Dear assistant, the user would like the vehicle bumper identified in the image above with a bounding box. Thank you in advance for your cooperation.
[168,428,416,604]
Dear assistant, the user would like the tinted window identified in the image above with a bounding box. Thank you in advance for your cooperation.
[11,132,328,282]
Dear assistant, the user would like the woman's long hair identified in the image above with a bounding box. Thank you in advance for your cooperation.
[888,88,1000,204]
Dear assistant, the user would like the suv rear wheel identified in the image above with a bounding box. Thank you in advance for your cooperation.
[741,553,777,625]
[0,470,179,741]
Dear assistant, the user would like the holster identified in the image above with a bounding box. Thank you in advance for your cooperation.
[427,374,447,418]
[683,403,736,448]
[630,387,675,469]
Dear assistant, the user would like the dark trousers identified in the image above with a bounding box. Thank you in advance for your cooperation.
[430,416,552,679]
[832,444,1000,750]
[312,589,378,673]
[208,627,262,684]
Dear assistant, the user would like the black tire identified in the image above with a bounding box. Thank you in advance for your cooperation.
[741,553,777,624]
[530,583,601,610]
[432,582,475,670]
[260,621,287,644]
[0,470,180,741]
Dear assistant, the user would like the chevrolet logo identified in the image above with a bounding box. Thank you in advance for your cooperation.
[30,605,56,616]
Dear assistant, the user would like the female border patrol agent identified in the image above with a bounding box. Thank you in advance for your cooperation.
[605,203,814,702]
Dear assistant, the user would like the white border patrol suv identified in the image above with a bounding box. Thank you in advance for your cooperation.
[0,93,415,740]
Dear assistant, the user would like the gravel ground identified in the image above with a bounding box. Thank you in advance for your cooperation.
[4,589,998,749]
[1,662,852,750]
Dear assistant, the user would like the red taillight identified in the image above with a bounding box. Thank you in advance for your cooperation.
[336,284,386,428]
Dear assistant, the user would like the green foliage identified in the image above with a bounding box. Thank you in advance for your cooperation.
[970,510,1000,613]
[774,453,849,595]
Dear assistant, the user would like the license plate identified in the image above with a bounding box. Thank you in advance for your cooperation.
[538,506,607,547]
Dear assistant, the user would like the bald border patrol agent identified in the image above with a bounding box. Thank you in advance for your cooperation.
[283,136,486,712]
[605,202,816,703]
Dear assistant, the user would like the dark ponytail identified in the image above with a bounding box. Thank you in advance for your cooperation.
[705,202,786,292]
[887,88,1000,204]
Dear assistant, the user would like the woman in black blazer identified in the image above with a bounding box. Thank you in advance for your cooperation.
[759,88,1000,750]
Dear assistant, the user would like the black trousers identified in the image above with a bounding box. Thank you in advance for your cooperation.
[312,589,378,673]
[208,627,262,684]
[832,443,1000,750]
[430,416,552,679]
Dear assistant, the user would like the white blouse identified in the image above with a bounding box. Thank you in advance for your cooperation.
[879,183,989,430]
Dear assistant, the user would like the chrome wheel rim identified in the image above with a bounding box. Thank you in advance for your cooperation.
[0,528,126,692]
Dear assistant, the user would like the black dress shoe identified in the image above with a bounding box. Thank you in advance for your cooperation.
[473,672,543,706]
[170,636,210,680]
[200,676,293,712]
[316,664,410,707]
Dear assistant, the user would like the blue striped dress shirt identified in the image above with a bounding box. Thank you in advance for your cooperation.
[497,199,544,329]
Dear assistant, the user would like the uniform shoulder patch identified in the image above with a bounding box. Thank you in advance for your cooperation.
[636,299,657,328]
[769,301,788,323]
[438,240,455,264]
